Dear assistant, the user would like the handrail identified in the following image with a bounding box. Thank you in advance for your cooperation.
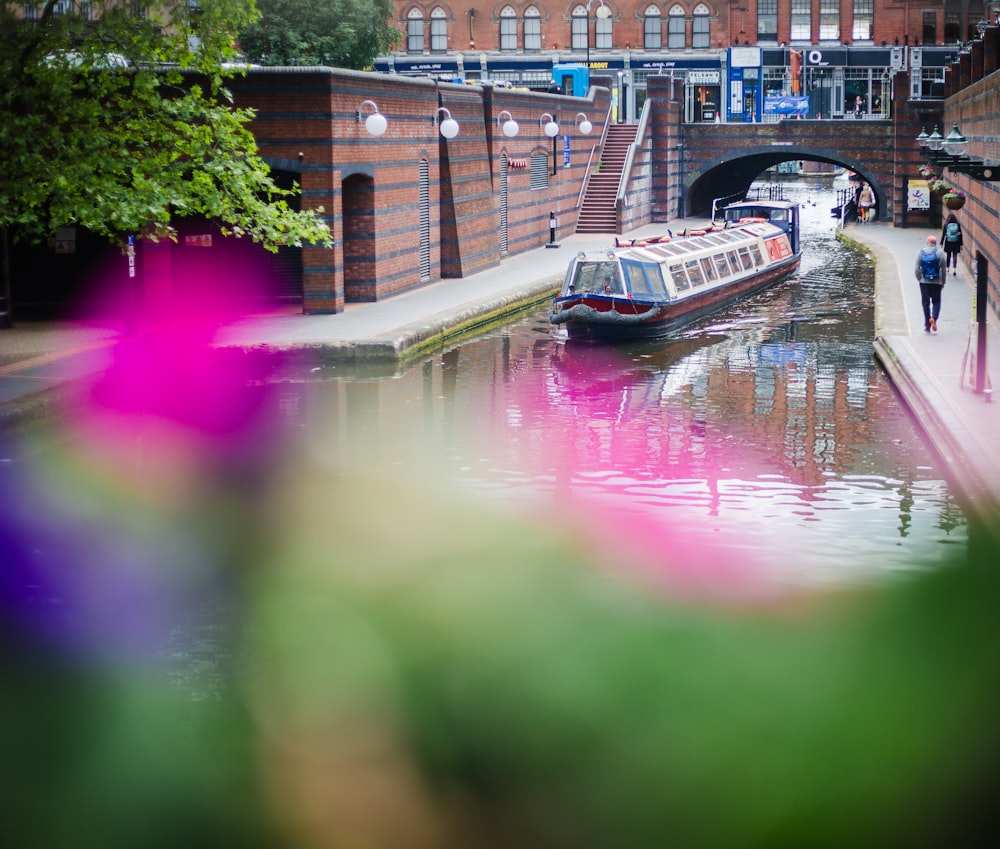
[616,99,651,209]
[576,145,598,209]
[576,105,615,209]
[710,191,744,222]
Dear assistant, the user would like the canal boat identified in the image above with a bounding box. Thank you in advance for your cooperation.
[550,199,801,341]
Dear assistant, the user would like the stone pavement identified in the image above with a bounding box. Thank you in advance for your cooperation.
[845,221,1000,521]
[1,221,998,525]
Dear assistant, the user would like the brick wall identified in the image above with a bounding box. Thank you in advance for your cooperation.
[232,68,611,313]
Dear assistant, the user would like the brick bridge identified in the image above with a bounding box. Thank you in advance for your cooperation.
[643,75,938,229]
[678,120,894,219]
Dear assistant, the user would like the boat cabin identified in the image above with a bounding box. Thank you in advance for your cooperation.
[721,199,800,255]
[562,220,795,304]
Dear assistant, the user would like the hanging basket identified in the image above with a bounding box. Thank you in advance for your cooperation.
[943,193,966,210]
[930,179,951,196]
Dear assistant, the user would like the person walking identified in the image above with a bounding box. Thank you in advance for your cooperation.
[857,183,874,223]
[915,235,947,333]
[940,212,964,276]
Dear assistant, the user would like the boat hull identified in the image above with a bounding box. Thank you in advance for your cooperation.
[552,254,801,341]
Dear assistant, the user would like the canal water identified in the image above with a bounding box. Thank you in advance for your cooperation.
[302,180,966,592]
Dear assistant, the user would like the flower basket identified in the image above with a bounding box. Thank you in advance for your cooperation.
[943,192,966,210]
[917,165,936,179]
[929,179,951,196]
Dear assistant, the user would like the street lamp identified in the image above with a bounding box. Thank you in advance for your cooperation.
[497,109,520,137]
[915,122,998,397]
[585,0,612,68]
[575,112,593,134]
[357,100,387,137]
[433,107,460,139]
[540,112,560,137]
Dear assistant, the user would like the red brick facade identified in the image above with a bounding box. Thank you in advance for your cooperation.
[231,69,611,313]
[389,2,991,57]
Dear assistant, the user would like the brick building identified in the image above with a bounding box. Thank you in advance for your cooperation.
[385,2,993,61]
[377,3,996,124]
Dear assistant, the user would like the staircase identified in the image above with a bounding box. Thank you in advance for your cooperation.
[575,124,638,234]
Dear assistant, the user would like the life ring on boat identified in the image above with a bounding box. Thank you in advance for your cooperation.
[739,216,767,224]
[687,229,706,237]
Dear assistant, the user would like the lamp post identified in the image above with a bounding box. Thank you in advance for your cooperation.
[585,0,611,68]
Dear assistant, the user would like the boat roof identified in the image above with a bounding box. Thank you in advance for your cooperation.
[609,222,781,264]
[725,198,798,211]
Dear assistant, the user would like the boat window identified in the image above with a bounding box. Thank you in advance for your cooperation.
[748,244,764,266]
[714,253,732,278]
[570,261,622,295]
[737,246,754,269]
[685,259,705,287]
[669,262,689,291]
[621,259,668,297]
[727,249,743,271]
[769,209,788,222]
[703,234,726,246]
[700,256,718,282]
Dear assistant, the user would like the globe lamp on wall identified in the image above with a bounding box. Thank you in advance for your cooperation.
[357,100,387,137]
[434,107,460,139]
[497,109,520,137]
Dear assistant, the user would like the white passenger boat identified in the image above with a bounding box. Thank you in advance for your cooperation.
[550,200,802,341]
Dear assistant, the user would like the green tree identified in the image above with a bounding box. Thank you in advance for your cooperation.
[0,1,332,326]
[238,0,399,68]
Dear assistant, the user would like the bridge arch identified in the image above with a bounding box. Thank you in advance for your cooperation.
[684,147,884,220]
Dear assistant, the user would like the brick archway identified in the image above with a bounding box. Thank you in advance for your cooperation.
[342,173,376,303]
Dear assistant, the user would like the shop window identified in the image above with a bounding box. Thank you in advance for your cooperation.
[852,0,873,41]
[922,10,936,45]
[430,8,447,53]
[668,5,685,49]
[644,6,661,49]
[819,0,838,41]
[758,0,777,41]
[524,6,541,51]
[790,0,810,41]
[571,6,587,51]
[500,6,517,51]
[407,8,425,53]
[692,4,710,49]
[595,9,612,49]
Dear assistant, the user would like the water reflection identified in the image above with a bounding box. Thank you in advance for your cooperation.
[306,181,965,590]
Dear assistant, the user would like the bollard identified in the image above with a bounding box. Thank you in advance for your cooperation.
[546,211,560,249]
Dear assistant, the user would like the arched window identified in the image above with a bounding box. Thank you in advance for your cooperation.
[407,8,424,53]
[571,6,588,51]
[524,6,541,51]
[667,4,685,49]
[430,7,448,53]
[500,5,517,52]
[692,3,710,49]
[595,4,613,49]
[644,6,662,50]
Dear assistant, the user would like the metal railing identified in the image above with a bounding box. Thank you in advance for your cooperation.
[615,99,651,210]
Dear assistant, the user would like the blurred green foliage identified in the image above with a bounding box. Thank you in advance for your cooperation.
[3,452,999,849]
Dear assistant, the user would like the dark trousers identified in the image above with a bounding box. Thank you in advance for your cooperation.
[919,282,943,328]
[944,248,960,270]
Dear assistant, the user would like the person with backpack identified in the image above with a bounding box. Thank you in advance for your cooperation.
[940,213,964,276]
[914,235,947,333]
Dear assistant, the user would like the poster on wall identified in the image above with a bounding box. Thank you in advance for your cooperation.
[764,96,809,116]
[907,179,930,210]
